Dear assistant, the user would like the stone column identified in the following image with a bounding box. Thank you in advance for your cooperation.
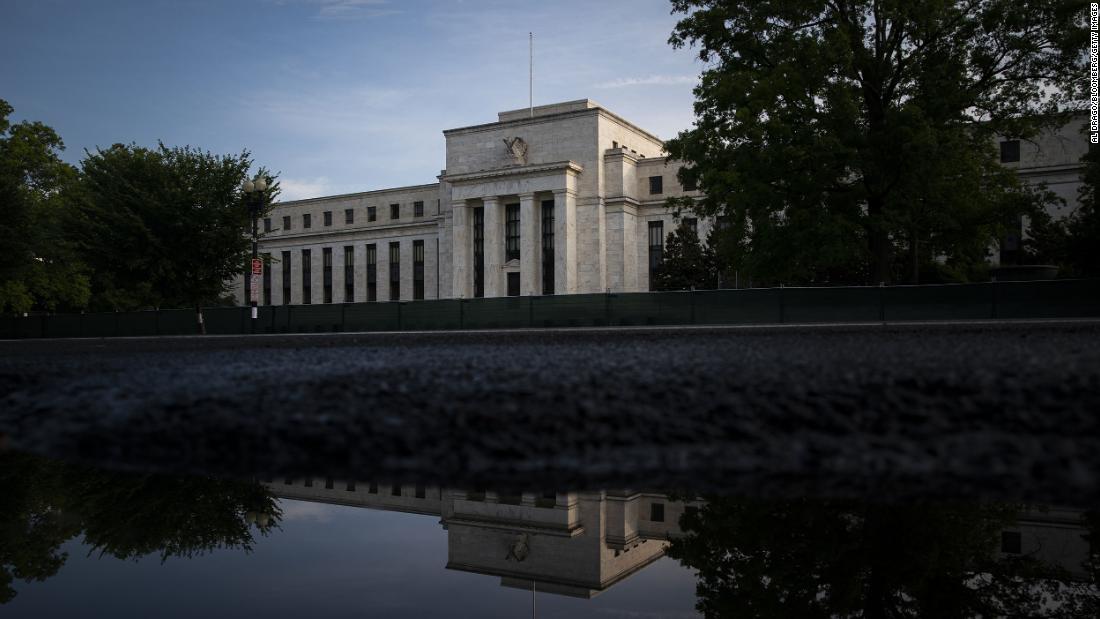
[553,189,577,295]
[482,196,503,297]
[451,200,469,299]
[519,192,539,295]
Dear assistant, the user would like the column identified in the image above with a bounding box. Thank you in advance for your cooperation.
[483,196,503,297]
[519,192,539,295]
[451,200,469,298]
[553,189,577,295]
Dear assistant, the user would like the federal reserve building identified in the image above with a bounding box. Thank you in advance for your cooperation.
[234,99,1087,306]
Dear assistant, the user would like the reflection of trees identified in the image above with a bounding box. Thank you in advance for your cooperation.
[0,452,279,603]
[667,498,1099,618]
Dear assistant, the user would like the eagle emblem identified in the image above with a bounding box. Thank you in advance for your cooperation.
[502,137,528,165]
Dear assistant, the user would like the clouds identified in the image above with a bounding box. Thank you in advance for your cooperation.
[278,0,399,20]
[277,176,340,201]
[595,74,697,89]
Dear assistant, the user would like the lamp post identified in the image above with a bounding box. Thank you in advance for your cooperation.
[242,175,267,327]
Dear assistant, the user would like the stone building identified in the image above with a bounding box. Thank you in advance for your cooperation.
[233,102,1088,304]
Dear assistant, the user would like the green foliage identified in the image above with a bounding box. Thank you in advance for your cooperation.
[652,219,718,290]
[665,0,1087,285]
[73,143,278,311]
[1025,143,1100,277]
[0,99,90,313]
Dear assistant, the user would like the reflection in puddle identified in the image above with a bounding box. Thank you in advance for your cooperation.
[2,453,1098,617]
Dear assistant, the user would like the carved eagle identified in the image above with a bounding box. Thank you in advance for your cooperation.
[502,137,528,165]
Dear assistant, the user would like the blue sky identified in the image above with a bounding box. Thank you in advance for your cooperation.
[1,0,703,201]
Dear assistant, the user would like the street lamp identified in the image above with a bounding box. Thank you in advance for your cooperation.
[242,175,268,325]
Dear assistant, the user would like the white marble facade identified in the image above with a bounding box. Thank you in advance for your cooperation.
[234,100,1088,304]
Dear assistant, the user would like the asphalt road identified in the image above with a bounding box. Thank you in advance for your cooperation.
[2,321,1099,504]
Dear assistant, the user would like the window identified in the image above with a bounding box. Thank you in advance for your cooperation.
[344,246,354,302]
[261,253,271,306]
[281,251,291,304]
[648,221,664,291]
[368,482,378,494]
[683,217,698,237]
[263,217,272,232]
[541,199,555,295]
[303,213,312,229]
[346,481,356,491]
[325,478,334,490]
[301,249,312,304]
[323,211,332,227]
[1001,531,1022,554]
[390,203,399,220]
[282,215,291,230]
[507,272,520,297]
[304,478,313,488]
[345,208,354,224]
[414,200,424,217]
[505,203,520,261]
[322,247,333,303]
[415,484,426,499]
[473,207,485,298]
[391,485,402,496]
[389,241,400,301]
[650,502,665,523]
[683,175,697,192]
[368,206,377,222]
[649,175,663,195]
[366,244,377,302]
[716,215,732,231]
[1000,140,1020,163]
[413,240,425,300]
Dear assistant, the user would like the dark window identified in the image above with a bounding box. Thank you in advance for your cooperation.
[323,211,332,227]
[282,215,291,230]
[541,199,555,295]
[1001,531,1022,554]
[716,215,731,231]
[413,240,425,300]
[683,175,697,192]
[368,206,377,222]
[507,272,520,297]
[304,478,313,488]
[281,251,291,305]
[283,478,292,485]
[261,253,271,306]
[325,478,334,489]
[389,241,400,301]
[346,481,356,491]
[391,485,402,497]
[683,217,698,236]
[303,213,311,229]
[301,249,312,304]
[505,203,520,261]
[649,175,663,195]
[415,484,426,499]
[414,200,424,217]
[345,208,354,224]
[368,482,378,494]
[263,217,272,232]
[344,246,354,302]
[473,207,485,298]
[650,503,665,522]
[366,244,377,302]
[1000,140,1021,163]
[322,247,333,304]
[390,203,399,220]
[648,221,664,291]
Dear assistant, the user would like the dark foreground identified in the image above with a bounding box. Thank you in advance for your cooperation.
[1,322,1099,502]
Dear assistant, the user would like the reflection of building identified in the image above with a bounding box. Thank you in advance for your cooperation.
[268,479,699,598]
[1000,507,1093,581]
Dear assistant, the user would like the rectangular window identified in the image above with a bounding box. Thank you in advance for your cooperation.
[473,207,485,298]
[541,199,554,295]
[415,484,426,499]
[648,221,664,291]
[649,175,664,195]
[505,203,520,261]
[414,200,424,217]
[413,240,425,300]
[346,481,356,491]
[323,211,332,227]
[301,248,312,304]
[261,253,271,306]
[345,208,354,224]
[322,247,333,304]
[389,241,400,301]
[366,244,377,302]
[1000,140,1021,163]
[325,478,334,490]
[368,206,377,222]
[390,203,399,220]
[263,217,272,233]
[344,246,354,302]
[650,503,665,522]
[391,485,402,497]
[282,215,291,230]
[507,272,520,297]
[368,482,378,494]
[683,217,698,236]
[281,251,291,304]
[303,213,312,229]
[304,478,313,488]
[683,175,697,192]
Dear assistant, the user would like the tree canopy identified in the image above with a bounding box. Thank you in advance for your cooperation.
[665,0,1089,285]
[652,219,720,290]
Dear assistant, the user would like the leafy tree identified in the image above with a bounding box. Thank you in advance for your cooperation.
[0,99,90,313]
[665,0,1087,285]
[1025,142,1100,277]
[73,143,277,330]
[652,219,718,290]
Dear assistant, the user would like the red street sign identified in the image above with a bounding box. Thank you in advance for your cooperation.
[251,258,263,275]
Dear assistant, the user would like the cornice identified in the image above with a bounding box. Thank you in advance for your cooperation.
[439,160,584,184]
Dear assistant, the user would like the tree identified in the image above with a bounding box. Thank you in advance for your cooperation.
[665,0,1087,285]
[652,219,718,290]
[0,99,90,313]
[1025,142,1100,277]
[73,143,277,331]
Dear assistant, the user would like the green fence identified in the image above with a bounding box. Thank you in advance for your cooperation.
[2,279,1099,340]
